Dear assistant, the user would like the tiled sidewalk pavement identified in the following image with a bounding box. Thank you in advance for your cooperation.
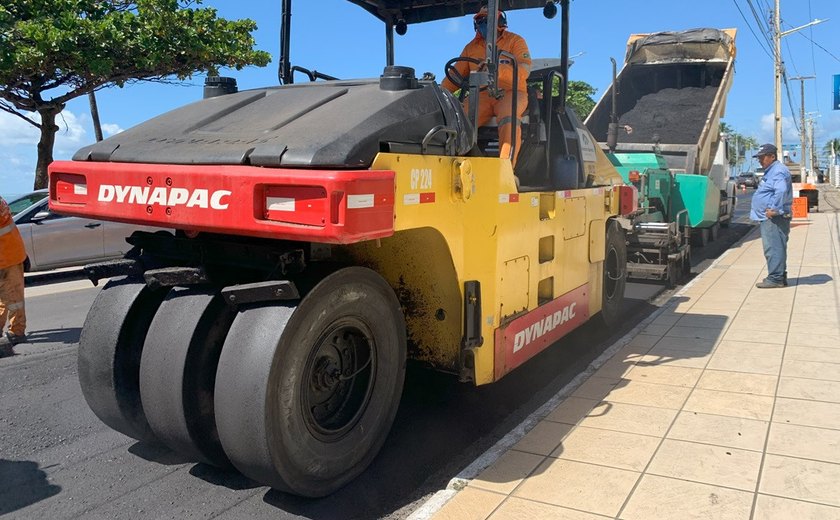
[428,210,840,520]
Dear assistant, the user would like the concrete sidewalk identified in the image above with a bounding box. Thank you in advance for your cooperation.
[423,205,840,519]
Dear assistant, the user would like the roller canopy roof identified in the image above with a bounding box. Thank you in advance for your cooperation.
[347,0,555,25]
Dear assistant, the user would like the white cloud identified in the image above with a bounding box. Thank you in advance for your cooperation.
[0,109,88,153]
[102,123,124,136]
[758,113,800,144]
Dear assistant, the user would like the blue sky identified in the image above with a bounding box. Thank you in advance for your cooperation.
[2,0,839,195]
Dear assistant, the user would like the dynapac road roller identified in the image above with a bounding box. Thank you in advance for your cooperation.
[49,0,636,496]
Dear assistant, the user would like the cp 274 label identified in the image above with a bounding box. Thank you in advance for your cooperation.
[410,168,432,191]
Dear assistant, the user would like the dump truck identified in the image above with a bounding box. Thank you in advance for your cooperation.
[48,0,636,496]
[586,28,738,283]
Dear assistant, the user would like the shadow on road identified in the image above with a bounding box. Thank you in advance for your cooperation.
[792,274,833,286]
[24,327,82,346]
[0,459,61,516]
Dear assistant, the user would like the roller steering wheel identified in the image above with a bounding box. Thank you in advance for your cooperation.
[444,56,484,101]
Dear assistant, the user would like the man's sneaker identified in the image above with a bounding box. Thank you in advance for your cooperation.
[756,280,785,289]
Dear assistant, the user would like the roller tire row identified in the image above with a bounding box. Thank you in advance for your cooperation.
[77,267,407,497]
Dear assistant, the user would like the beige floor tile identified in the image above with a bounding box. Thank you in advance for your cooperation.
[488,497,606,520]
[619,474,753,520]
[730,317,789,333]
[676,315,731,330]
[646,439,762,491]
[789,322,840,337]
[573,376,619,401]
[773,398,840,430]
[784,346,840,364]
[513,458,638,517]
[706,352,782,376]
[665,326,727,341]
[668,411,769,451]
[723,328,786,344]
[641,324,673,336]
[550,425,660,472]
[767,423,840,464]
[777,377,840,403]
[637,352,711,369]
[514,421,574,456]
[649,336,717,353]
[545,397,599,426]
[696,370,777,396]
[786,332,840,348]
[652,314,682,327]
[713,340,784,358]
[782,359,840,382]
[594,358,636,379]
[625,365,703,387]
[434,487,506,520]
[683,388,774,420]
[603,380,691,409]
[759,454,840,507]
[627,334,661,349]
[753,494,840,520]
[574,401,678,437]
[471,450,547,495]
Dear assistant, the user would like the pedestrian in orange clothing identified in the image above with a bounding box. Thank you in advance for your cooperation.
[441,5,531,165]
[0,195,27,356]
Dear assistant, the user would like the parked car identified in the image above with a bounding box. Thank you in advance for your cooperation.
[736,172,759,189]
[13,197,164,272]
[5,189,49,216]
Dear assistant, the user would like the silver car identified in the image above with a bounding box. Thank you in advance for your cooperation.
[13,196,161,272]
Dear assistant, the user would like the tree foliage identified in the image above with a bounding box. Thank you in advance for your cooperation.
[566,80,597,120]
[824,137,840,164]
[719,121,757,171]
[0,0,271,188]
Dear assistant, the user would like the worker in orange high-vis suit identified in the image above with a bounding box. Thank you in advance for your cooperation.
[441,5,531,166]
[0,195,27,355]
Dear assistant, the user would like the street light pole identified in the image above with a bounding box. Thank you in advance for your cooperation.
[771,0,826,152]
[791,76,814,178]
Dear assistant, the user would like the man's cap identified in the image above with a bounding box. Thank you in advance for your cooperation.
[753,143,778,157]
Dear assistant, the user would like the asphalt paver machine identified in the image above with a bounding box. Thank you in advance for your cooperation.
[49,0,636,496]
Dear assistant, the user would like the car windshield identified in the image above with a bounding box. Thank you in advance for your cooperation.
[6,191,48,216]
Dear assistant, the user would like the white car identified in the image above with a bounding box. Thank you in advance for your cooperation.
[13,196,161,272]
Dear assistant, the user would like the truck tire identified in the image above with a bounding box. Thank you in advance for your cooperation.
[214,267,407,496]
[139,288,235,467]
[78,278,167,443]
[599,221,626,327]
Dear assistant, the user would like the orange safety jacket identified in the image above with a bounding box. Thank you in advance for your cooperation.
[0,197,26,269]
[441,29,532,94]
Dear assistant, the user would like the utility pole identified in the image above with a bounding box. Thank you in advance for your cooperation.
[791,76,814,178]
[772,2,826,152]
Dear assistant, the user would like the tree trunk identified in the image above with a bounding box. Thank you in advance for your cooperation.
[34,107,61,190]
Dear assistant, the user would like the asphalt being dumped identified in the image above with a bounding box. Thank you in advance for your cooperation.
[619,86,718,145]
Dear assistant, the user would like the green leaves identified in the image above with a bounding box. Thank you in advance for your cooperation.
[0,0,270,110]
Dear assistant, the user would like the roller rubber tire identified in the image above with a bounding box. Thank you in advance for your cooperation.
[77,277,167,442]
[214,267,407,497]
[599,221,627,328]
[139,288,235,467]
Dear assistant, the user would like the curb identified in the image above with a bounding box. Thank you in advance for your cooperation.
[407,230,756,520]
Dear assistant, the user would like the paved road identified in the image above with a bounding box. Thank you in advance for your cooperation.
[0,196,755,519]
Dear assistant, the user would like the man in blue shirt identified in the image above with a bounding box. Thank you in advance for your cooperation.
[750,144,793,288]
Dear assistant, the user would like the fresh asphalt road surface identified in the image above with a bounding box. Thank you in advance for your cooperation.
[0,192,755,519]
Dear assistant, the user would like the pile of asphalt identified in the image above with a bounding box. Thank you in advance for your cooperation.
[619,86,718,145]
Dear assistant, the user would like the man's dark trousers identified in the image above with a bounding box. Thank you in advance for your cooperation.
[760,215,790,285]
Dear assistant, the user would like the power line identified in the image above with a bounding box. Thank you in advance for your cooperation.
[794,28,840,64]
[782,71,801,133]
[731,0,774,59]
[746,0,776,55]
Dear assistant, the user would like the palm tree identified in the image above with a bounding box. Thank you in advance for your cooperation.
[824,138,840,165]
